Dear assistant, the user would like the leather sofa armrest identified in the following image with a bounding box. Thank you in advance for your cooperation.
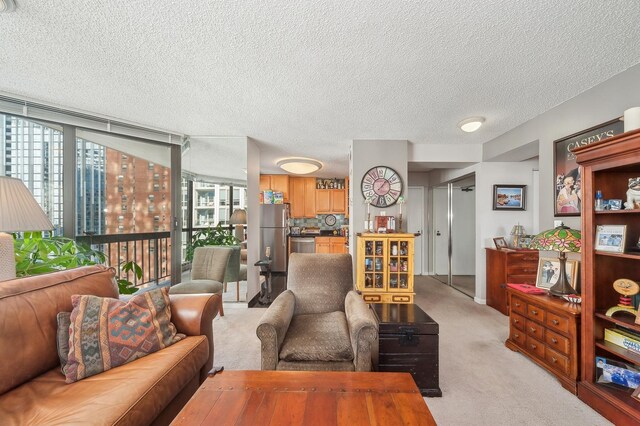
[170,293,220,382]
[256,290,295,370]
[345,291,378,372]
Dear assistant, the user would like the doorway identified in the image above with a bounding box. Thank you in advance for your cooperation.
[407,186,424,274]
[432,175,476,297]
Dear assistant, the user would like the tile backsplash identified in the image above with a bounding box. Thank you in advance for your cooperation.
[291,215,349,230]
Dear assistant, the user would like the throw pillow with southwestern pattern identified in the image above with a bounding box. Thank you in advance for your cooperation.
[64,287,183,383]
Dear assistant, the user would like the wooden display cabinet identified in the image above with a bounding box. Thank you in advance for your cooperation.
[356,233,414,303]
[574,129,640,425]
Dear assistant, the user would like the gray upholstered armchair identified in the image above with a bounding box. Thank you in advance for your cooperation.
[256,253,378,372]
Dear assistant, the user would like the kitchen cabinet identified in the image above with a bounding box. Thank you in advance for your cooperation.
[573,129,640,425]
[316,189,346,214]
[345,177,350,219]
[356,234,414,303]
[260,174,289,202]
[315,236,347,254]
[289,177,316,218]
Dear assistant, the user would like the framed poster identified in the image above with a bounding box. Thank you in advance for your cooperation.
[554,117,624,216]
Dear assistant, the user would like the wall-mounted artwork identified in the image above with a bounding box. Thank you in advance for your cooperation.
[554,117,624,216]
[493,185,526,211]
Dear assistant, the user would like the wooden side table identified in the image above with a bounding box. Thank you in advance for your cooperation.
[371,303,441,397]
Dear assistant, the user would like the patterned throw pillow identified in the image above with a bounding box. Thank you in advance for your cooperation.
[64,287,183,383]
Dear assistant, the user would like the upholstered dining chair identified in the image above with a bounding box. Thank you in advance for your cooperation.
[219,245,248,302]
[256,253,378,372]
[169,246,232,316]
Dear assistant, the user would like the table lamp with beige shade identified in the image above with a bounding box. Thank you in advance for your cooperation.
[0,176,53,281]
[229,208,247,241]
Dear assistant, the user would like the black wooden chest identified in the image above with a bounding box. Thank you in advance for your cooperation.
[371,303,441,397]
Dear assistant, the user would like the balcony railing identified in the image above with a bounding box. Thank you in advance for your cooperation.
[76,231,171,287]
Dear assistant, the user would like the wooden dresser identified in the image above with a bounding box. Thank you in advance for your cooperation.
[486,248,538,315]
[505,288,581,393]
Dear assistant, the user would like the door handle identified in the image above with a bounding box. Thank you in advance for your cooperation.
[436,231,441,236]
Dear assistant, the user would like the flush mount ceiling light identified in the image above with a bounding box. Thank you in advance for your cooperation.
[277,158,323,175]
[458,116,485,133]
[0,0,16,12]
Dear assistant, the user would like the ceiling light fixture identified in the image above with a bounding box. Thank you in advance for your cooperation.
[458,117,485,133]
[277,158,323,175]
[0,0,16,12]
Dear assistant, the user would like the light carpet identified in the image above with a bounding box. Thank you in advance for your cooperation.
[212,275,610,425]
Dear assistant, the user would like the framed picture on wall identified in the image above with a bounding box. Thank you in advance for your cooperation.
[553,117,624,217]
[493,185,526,211]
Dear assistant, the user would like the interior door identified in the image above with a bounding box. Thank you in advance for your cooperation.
[433,187,449,280]
[407,186,424,274]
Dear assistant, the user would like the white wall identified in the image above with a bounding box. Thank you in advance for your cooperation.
[246,138,261,302]
[483,62,640,231]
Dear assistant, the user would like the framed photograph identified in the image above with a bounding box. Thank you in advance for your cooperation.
[493,237,508,250]
[595,225,627,253]
[554,117,624,217]
[493,185,526,210]
[535,257,579,291]
[517,234,534,249]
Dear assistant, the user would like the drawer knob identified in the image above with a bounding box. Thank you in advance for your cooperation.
[530,327,536,333]
[515,303,521,307]
[531,344,537,349]
[513,319,519,324]
[551,338,558,344]
[531,310,538,315]
[514,333,520,338]
[552,319,559,325]
[552,357,557,363]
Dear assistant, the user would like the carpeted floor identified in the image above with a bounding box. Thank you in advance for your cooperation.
[212,275,610,425]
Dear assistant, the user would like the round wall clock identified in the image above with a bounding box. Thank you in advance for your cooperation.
[361,166,403,208]
[324,214,337,226]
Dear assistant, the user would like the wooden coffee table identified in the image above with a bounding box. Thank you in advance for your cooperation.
[171,370,436,425]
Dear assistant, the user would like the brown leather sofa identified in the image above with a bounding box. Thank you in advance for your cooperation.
[0,265,219,426]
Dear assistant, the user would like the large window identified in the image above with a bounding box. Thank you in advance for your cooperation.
[1,114,64,235]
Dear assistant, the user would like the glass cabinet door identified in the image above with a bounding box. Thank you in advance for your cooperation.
[388,239,411,291]
[363,239,386,290]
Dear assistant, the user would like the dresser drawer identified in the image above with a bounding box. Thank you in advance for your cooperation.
[511,313,525,332]
[511,297,527,316]
[546,311,570,334]
[507,264,539,275]
[507,274,536,285]
[545,347,570,375]
[363,294,382,303]
[546,329,570,355]
[507,251,538,265]
[510,328,526,347]
[525,336,545,359]
[527,304,545,322]
[526,319,545,341]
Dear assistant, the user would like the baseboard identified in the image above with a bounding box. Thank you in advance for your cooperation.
[474,297,486,305]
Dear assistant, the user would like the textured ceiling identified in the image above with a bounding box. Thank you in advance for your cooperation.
[1,1,640,177]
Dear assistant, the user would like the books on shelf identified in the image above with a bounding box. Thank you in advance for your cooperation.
[596,356,640,389]
[604,328,640,355]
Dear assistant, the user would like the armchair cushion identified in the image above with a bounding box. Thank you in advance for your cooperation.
[280,311,354,363]
[169,279,223,294]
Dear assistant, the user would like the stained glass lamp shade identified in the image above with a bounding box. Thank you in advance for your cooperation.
[530,226,582,296]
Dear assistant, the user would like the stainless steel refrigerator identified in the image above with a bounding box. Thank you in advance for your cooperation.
[260,204,289,273]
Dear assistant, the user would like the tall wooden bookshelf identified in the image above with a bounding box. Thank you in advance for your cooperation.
[574,129,640,425]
